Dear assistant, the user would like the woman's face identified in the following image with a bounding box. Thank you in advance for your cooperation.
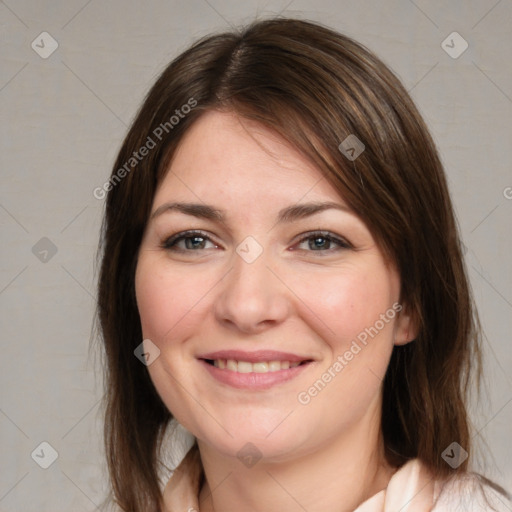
[135,110,412,462]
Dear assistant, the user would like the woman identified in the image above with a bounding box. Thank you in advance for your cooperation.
[96,18,511,512]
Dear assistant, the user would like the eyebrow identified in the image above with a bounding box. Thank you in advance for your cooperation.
[150,200,351,224]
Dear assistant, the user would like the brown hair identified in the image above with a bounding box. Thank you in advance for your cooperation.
[96,17,488,511]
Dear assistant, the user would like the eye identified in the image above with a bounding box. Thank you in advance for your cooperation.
[293,231,352,253]
[161,230,219,252]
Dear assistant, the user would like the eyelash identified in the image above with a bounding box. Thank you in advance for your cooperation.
[161,230,352,254]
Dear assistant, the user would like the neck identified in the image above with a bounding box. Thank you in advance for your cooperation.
[197,402,396,512]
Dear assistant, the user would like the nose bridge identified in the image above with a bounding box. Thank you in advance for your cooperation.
[214,239,289,332]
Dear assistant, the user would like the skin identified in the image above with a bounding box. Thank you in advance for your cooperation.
[135,110,416,512]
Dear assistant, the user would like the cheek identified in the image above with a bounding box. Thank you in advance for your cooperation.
[134,257,209,426]
[299,267,397,349]
[135,256,208,344]
[299,272,397,407]
[135,265,173,340]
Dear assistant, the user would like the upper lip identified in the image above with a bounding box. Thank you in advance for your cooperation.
[198,350,312,363]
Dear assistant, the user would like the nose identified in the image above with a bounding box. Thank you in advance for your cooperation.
[213,247,290,335]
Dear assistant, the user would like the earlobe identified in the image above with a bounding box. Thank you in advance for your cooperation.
[394,306,419,346]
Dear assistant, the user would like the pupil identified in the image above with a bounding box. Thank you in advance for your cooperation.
[311,237,328,250]
[186,236,204,249]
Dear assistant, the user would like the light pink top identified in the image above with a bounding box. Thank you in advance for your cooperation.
[161,445,512,511]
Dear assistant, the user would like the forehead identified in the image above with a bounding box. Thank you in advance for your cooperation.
[155,110,344,208]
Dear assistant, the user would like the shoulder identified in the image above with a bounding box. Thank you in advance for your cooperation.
[432,471,512,512]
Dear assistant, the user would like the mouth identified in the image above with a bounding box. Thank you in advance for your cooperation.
[202,358,311,373]
[197,350,314,389]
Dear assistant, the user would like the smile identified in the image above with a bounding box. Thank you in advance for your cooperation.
[207,359,303,373]
[198,350,314,389]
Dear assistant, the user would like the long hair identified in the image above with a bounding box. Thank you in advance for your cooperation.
[95,18,486,511]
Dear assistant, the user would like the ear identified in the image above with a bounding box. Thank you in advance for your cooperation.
[394,303,419,346]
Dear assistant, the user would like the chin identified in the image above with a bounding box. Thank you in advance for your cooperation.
[194,416,312,464]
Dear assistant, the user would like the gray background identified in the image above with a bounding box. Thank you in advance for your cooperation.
[1,0,511,510]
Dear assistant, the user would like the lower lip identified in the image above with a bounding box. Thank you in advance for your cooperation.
[199,360,311,389]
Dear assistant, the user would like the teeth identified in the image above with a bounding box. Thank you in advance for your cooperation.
[269,361,281,372]
[226,359,238,372]
[253,362,268,373]
[212,359,302,373]
[237,361,252,373]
